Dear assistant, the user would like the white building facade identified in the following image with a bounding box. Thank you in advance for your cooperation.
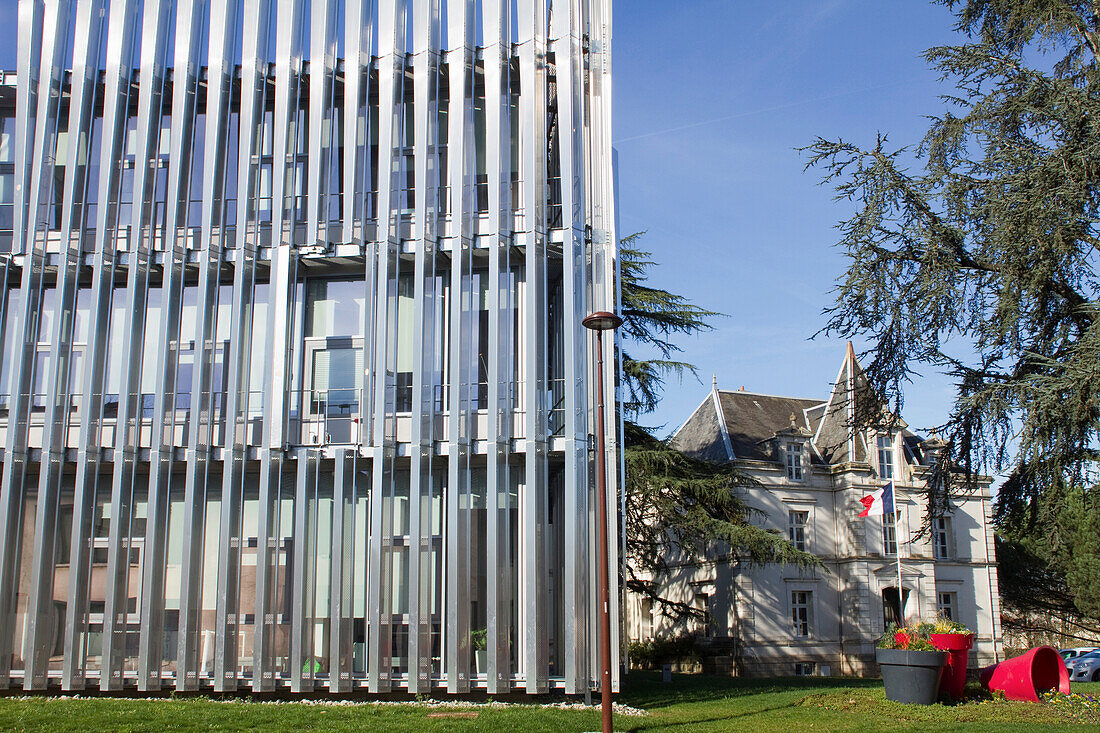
[627,348,1003,676]
[0,0,620,695]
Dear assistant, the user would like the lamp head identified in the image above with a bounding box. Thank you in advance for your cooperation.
[582,311,623,332]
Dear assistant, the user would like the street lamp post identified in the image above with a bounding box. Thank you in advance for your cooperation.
[582,309,622,733]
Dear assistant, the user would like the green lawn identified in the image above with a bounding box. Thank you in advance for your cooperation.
[0,675,1096,732]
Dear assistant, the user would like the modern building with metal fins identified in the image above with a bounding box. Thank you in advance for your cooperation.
[0,0,619,695]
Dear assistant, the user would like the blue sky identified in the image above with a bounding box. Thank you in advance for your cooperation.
[0,0,970,440]
[614,0,965,437]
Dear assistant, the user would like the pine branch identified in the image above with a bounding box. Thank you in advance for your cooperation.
[806,0,1100,632]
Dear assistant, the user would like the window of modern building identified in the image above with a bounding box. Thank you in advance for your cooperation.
[305,278,366,339]
[395,274,415,413]
[793,661,817,676]
[186,113,207,230]
[937,591,958,621]
[169,284,235,419]
[933,516,954,560]
[0,288,21,403]
[788,510,808,552]
[0,115,12,162]
[101,288,129,418]
[883,510,900,556]
[78,116,103,234]
[1,114,16,239]
[877,435,894,479]
[113,118,138,228]
[138,286,165,407]
[791,590,813,638]
[785,442,803,480]
[254,163,272,223]
[29,287,60,411]
[0,165,12,237]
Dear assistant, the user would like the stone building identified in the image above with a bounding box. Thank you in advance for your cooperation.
[626,346,1003,676]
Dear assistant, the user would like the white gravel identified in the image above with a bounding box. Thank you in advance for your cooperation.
[9,695,648,716]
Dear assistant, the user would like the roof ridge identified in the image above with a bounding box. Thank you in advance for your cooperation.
[717,389,824,404]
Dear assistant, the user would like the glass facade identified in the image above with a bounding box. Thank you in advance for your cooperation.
[0,0,618,696]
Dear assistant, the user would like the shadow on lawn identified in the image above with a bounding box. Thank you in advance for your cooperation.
[619,671,880,710]
[624,701,807,731]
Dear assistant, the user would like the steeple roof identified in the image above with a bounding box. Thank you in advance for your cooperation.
[671,346,915,467]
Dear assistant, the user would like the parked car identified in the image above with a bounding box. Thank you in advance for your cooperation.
[1069,650,1100,682]
[1059,647,1096,669]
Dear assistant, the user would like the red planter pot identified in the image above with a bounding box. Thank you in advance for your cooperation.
[931,633,974,700]
[980,645,1070,702]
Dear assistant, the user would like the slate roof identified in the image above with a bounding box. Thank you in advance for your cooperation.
[670,390,827,464]
[717,391,823,462]
[670,348,932,470]
[669,394,731,463]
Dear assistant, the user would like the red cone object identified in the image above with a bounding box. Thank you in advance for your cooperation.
[979,645,1070,702]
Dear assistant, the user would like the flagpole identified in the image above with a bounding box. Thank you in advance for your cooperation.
[894,483,903,622]
[858,479,905,623]
[896,543,904,623]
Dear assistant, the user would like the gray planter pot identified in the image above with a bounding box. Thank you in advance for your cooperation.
[876,648,948,705]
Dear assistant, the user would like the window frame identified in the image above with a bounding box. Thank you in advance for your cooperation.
[933,516,954,560]
[788,509,809,552]
[937,590,958,621]
[877,434,894,480]
[790,589,813,638]
[640,597,654,640]
[784,441,803,481]
[882,510,900,557]
[693,592,715,637]
[882,586,910,627]
[793,661,817,676]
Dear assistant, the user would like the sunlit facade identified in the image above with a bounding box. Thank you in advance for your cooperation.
[628,350,1002,676]
[0,0,619,695]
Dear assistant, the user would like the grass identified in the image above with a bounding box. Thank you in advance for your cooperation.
[0,675,1096,732]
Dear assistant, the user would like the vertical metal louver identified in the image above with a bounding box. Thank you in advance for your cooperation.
[0,0,618,696]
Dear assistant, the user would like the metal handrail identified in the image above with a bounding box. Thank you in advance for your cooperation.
[0,379,576,448]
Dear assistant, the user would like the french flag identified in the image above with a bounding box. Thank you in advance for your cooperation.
[858,481,895,517]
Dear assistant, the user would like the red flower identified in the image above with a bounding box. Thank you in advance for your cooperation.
[894,631,911,649]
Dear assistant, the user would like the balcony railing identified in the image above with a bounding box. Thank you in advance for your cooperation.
[0,378,574,451]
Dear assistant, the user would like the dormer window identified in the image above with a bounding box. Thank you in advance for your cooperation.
[877,435,894,480]
[785,442,803,481]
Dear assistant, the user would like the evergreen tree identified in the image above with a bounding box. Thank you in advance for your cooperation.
[618,235,819,620]
[619,234,715,417]
[803,0,1100,633]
